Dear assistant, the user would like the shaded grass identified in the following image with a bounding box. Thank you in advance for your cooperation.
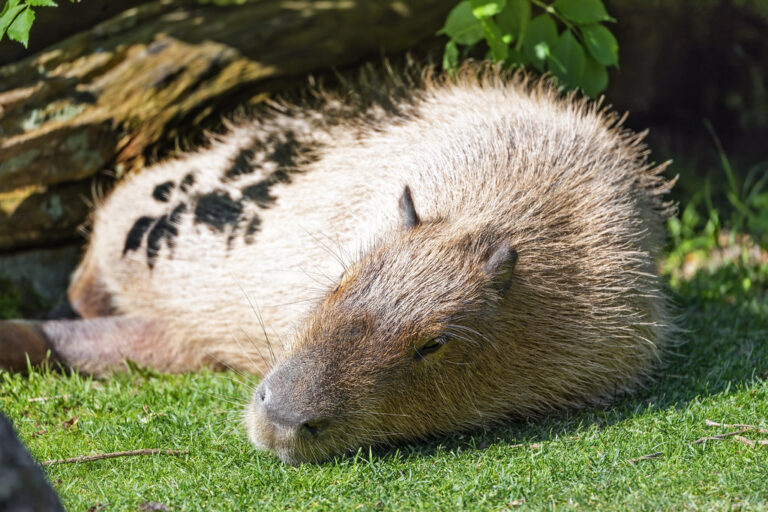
[1,259,767,510]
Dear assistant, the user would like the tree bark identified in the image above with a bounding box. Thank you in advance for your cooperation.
[0,0,453,250]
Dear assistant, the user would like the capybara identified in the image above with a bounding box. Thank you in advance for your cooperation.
[0,64,674,463]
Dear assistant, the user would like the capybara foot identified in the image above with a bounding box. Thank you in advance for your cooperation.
[0,320,57,372]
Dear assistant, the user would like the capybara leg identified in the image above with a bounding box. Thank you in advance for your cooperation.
[0,317,190,376]
[0,321,54,372]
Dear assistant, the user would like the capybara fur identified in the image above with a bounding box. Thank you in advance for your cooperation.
[1,63,675,464]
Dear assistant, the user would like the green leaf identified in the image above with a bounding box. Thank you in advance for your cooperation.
[496,0,530,47]
[522,14,557,71]
[0,0,22,17]
[503,49,525,69]
[470,0,506,18]
[479,17,509,61]
[751,193,768,208]
[580,23,618,67]
[552,0,614,24]
[548,29,586,90]
[579,55,609,97]
[0,2,25,39]
[26,0,58,6]
[6,5,33,47]
[438,1,484,45]
[443,39,459,71]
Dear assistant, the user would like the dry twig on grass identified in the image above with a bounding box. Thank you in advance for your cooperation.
[693,431,747,444]
[733,436,768,448]
[705,419,768,434]
[697,420,768,448]
[628,451,664,463]
[40,449,189,466]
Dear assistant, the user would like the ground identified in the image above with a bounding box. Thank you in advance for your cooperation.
[1,240,767,511]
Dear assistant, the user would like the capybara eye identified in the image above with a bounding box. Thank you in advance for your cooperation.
[415,334,449,360]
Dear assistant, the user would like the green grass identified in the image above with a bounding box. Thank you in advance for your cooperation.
[2,254,767,510]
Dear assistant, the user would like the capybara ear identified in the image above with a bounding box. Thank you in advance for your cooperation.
[483,242,518,294]
[399,185,421,229]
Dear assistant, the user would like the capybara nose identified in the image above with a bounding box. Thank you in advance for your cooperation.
[255,380,330,438]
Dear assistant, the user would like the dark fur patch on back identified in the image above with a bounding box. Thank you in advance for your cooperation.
[146,215,177,269]
[169,202,186,224]
[180,173,196,193]
[123,217,157,255]
[123,123,320,261]
[267,131,300,168]
[194,191,243,232]
[124,205,187,268]
[152,181,175,202]
[244,217,262,244]
[222,131,303,183]
[241,182,277,208]
[224,149,256,180]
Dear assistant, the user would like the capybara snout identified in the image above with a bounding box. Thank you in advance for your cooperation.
[255,355,336,435]
[247,352,345,463]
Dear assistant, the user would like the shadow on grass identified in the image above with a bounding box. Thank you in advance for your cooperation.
[354,262,768,463]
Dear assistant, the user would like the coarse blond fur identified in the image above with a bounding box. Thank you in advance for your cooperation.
[58,63,674,462]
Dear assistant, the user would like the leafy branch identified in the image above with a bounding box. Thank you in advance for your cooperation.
[0,0,77,48]
[438,0,619,97]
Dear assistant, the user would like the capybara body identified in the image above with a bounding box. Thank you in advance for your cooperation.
[2,65,674,463]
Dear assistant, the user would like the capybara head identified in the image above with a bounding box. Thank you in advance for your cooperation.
[246,186,520,463]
